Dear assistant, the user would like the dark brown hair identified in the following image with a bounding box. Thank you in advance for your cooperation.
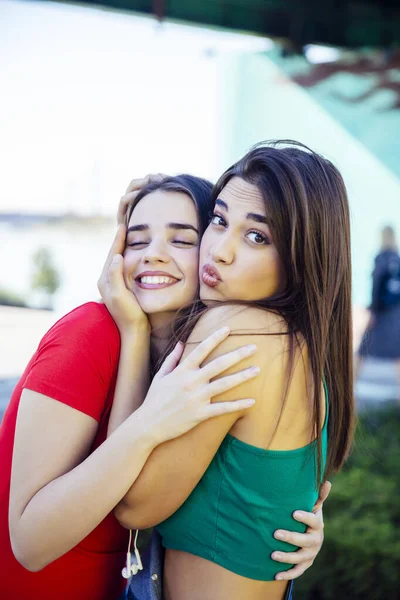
[126,174,213,236]
[172,141,354,480]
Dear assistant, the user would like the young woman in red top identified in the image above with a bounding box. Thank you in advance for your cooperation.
[0,174,328,600]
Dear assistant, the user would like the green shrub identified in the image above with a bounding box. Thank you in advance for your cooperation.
[295,405,400,600]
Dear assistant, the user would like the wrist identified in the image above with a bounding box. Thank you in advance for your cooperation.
[132,404,163,450]
[120,320,150,341]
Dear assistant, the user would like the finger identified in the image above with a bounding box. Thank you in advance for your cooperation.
[293,509,322,529]
[200,344,257,380]
[156,342,185,378]
[182,327,231,369]
[149,172,167,183]
[200,398,255,420]
[207,366,260,397]
[107,254,126,292]
[274,529,315,548]
[117,191,139,225]
[272,548,315,565]
[125,175,153,194]
[98,226,126,288]
[125,173,165,195]
[275,563,311,581]
[315,480,332,510]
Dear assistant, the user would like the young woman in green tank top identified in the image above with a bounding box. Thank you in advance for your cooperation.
[100,142,353,600]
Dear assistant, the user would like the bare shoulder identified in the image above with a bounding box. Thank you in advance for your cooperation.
[188,304,287,347]
[186,305,312,450]
[183,304,291,396]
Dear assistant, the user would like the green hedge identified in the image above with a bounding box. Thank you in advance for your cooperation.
[295,404,400,600]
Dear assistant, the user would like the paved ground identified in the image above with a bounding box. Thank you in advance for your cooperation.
[0,306,398,422]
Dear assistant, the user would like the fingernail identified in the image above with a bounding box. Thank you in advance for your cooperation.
[245,344,257,352]
[272,552,281,560]
[250,366,260,375]
[112,254,122,264]
[219,326,230,335]
[243,399,256,407]
[293,511,303,519]
[275,575,283,581]
[275,531,285,540]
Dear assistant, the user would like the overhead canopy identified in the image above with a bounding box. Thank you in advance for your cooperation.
[65,0,400,48]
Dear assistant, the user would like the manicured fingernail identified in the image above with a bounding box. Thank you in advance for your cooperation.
[275,531,285,540]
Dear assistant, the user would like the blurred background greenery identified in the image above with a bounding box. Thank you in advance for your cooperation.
[295,405,400,600]
[1,2,400,598]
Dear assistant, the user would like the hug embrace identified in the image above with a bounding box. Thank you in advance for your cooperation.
[0,140,354,600]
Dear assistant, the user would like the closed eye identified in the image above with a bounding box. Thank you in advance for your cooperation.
[127,241,148,247]
[173,240,196,246]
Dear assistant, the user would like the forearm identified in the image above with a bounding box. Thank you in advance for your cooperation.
[107,328,150,436]
[11,409,156,571]
[114,417,237,530]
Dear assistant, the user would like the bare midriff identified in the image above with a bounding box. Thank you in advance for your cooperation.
[163,550,288,600]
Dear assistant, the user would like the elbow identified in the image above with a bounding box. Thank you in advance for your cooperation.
[10,524,51,572]
[11,537,47,572]
[114,501,158,531]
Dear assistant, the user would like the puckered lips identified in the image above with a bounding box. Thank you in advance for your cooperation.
[201,264,222,288]
[135,270,181,290]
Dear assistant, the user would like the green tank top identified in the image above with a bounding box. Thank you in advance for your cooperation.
[157,384,329,581]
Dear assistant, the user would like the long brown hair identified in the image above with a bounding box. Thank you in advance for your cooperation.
[171,140,355,479]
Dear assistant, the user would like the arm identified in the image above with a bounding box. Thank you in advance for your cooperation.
[98,227,151,436]
[10,391,156,572]
[370,253,387,312]
[115,306,291,530]
[10,316,256,571]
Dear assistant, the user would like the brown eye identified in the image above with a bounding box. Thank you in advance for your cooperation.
[247,231,269,245]
[211,214,226,227]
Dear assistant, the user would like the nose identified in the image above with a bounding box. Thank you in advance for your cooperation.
[143,239,171,265]
[210,233,234,265]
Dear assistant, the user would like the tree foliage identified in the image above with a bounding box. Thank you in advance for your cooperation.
[31,247,61,308]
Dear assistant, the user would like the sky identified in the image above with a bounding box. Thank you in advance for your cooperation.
[0,0,269,215]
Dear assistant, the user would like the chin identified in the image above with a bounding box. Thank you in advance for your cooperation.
[199,286,222,304]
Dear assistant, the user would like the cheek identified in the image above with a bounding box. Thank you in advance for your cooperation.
[122,252,137,281]
[183,250,200,285]
[199,232,212,266]
[237,252,281,298]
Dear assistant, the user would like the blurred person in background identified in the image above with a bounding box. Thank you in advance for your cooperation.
[0,174,326,600]
[355,226,400,396]
[103,141,352,600]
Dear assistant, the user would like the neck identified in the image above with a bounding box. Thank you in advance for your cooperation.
[149,311,176,365]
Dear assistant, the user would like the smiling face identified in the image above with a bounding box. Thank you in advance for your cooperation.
[123,190,200,329]
[199,177,283,303]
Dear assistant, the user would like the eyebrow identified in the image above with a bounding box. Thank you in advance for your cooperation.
[215,198,269,226]
[168,222,199,234]
[127,222,199,234]
[127,224,149,233]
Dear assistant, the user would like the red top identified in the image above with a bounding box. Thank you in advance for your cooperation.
[0,303,129,600]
